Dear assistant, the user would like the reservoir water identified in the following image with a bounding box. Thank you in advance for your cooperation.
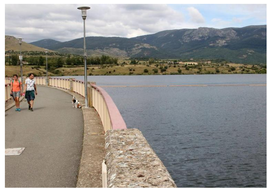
[63,74,266,187]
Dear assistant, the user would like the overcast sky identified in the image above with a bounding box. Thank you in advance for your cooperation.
[5,4,267,43]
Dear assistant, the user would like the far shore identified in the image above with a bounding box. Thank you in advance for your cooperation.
[5,62,266,77]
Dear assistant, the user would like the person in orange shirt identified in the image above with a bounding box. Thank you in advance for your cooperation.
[10,74,22,112]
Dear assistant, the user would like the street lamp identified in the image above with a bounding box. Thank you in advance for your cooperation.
[77,6,90,108]
[18,37,23,91]
[45,49,48,86]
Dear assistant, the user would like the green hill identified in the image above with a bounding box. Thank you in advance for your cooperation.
[30,25,266,64]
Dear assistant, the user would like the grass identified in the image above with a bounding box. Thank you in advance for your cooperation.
[5,65,55,77]
[5,62,265,77]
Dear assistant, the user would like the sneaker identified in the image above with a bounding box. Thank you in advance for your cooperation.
[30,108,33,111]
[17,108,21,112]
[15,108,18,111]
[28,105,31,110]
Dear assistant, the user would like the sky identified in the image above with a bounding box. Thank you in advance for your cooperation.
[4,4,267,43]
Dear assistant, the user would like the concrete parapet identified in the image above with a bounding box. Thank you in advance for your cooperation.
[105,128,176,187]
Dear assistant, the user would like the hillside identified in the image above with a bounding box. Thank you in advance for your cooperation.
[5,35,46,52]
[21,25,268,64]
[30,39,61,49]
[134,25,266,63]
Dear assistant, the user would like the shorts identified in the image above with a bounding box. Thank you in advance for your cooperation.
[13,91,20,98]
[26,90,35,101]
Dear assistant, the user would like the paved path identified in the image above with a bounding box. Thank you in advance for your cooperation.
[5,86,84,187]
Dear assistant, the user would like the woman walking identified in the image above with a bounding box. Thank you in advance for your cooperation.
[10,74,22,112]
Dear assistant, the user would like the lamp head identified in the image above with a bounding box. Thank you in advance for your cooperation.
[77,6,90,20]
[18,37,22,45]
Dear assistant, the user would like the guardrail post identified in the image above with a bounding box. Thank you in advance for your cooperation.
[88,82,96,107]
[69,78,74,92]
[87,82,95,108]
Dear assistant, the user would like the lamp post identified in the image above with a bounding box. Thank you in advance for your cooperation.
[77,6,90,108]
[45,49,48,86]
[18,37,23,91]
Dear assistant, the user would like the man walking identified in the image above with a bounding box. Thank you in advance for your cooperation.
[24,73,37,111]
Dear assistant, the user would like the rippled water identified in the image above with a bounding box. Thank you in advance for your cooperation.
[62,74,266,187]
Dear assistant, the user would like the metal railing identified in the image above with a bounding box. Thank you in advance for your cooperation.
[5,77,11,84]
[5,77,127,131]
[5,77,24,101]
[5,84,12,101]
[91,84,127,131]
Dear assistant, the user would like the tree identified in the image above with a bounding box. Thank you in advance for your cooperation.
[160,66,166,73]
[230,67,236,71]
[56,58,64,68]
[11,55,19,66]
[66,55,72,65]
[178,68,182,74]
[130,59,138,65]
[149,58,155,64]
[39,56,44,66]
[153,69,158,74]
[100,55,109,64]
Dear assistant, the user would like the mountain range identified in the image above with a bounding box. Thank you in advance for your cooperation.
[28,25,266,64]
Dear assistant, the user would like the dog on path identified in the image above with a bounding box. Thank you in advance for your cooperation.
[72,96,82,109]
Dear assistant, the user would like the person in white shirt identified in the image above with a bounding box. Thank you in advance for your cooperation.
[23,73,37,111]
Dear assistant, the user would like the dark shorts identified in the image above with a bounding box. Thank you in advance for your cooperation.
[26,90,35,101]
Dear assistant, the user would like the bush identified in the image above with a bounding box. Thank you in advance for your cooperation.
[144,69,149,73]
[160,67,166,73]
[230,67,236,71]
[153,69,158,74]
[53,70,61,74]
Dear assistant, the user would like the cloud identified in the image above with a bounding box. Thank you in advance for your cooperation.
[5,4,266,43]
[187,7,205,23]
[232,17,243,23]
[211,18,231,28]
[5,4,184,42]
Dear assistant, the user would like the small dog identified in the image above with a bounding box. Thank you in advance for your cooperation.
[72,96,82,109]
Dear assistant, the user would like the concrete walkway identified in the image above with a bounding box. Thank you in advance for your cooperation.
[5,86,84,187]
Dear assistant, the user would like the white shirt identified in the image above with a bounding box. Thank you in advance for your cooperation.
[25,78,35,91]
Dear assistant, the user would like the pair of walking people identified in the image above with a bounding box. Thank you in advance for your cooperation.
[10,73,37,111]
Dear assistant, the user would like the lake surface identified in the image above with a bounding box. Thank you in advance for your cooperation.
[62,74,266,187]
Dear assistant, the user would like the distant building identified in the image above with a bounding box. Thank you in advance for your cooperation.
[179,62,198,65]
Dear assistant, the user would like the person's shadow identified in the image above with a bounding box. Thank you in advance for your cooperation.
[20,107,45,111]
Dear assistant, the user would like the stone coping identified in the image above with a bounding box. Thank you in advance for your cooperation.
[105,128,176,188]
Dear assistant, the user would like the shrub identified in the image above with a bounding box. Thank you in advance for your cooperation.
[153,69,158,74]
[230,67,236,71]
[144,69,149,73]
